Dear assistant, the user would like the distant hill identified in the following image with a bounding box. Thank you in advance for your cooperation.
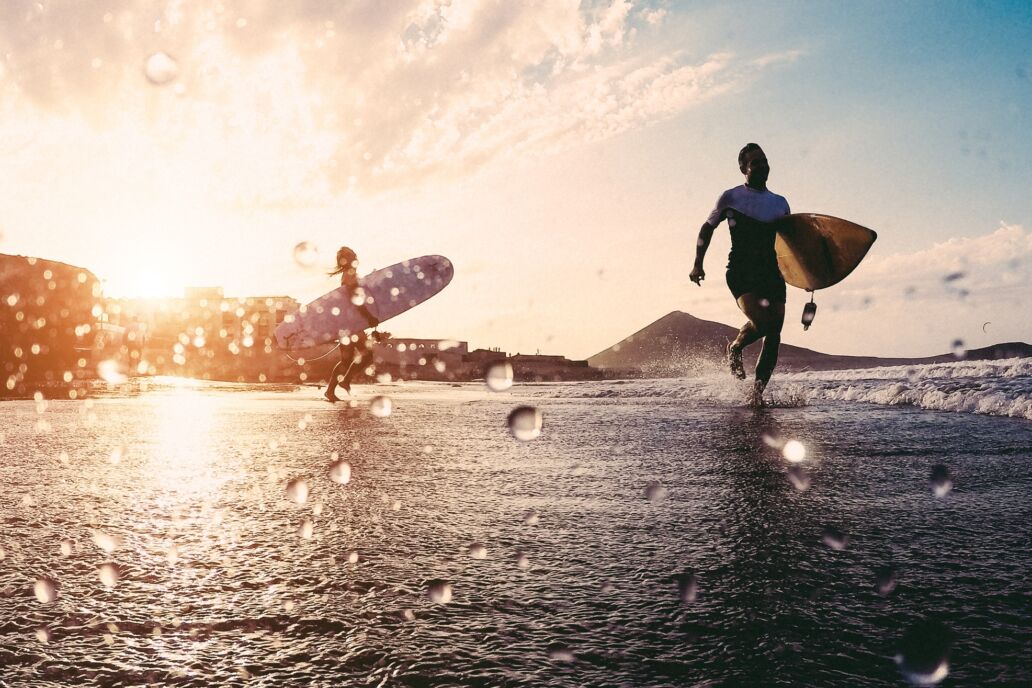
[587,311,1031,375]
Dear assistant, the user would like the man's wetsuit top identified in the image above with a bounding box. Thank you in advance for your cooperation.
[705,185,791,302]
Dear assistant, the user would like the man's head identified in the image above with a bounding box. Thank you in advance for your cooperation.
[738,143,769,187]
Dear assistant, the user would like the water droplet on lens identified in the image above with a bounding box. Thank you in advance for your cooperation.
[644,481,668,503]
[929,465,952,497]
[370,395,392,418]
[109,444,126,465]
[98,562,120,587]
[35,628,50,643]
[286,478,309,504]
[92,531,121,553]
[600,581,616,593]
[821,526,848,551]
[787,465,811,491]
[427,579,452,603]
[34,577,57,603]
[895,619,951,686]
[522,509,540,526]
[676,571,699,603]
[547,643,576,662]
[514,551,530,570]
[328,460,351,484]
[399,608,415,621]
[508,406,542,441]
[782,439,806,462]
[293,241,319,268]
[346,550,359,564]
[468,542,487,559]
[143,51,178,85]
[298,518,314,539]
[950,339,965,359]
[875,566,898,596]
[485,362,513,391]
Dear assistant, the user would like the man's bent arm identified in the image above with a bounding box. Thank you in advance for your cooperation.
[694,222,716,268]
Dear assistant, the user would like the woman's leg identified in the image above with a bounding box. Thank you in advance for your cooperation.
[325,346,350,401]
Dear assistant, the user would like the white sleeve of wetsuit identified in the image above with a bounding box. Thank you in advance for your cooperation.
[705,190,731,226]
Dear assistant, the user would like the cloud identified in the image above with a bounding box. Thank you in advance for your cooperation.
[0,1,799,201]
[838,223,1031,306]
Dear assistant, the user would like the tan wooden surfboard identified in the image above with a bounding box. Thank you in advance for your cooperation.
[773,214,877,290]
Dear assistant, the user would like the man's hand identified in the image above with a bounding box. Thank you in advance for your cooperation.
[689,266,705,286]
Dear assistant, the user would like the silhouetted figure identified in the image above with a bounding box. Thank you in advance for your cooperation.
[689,143,790,405]
[324,247,375,402]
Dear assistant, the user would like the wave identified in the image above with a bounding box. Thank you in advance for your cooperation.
[523,357,1032,420]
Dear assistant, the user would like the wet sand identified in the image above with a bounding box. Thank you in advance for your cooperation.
[0,379,1029,686]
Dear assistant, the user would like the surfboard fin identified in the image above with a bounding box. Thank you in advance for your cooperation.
[801,292,817,330]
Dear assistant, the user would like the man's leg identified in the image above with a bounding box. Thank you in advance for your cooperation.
[728,294,778,378]
[754,300,786,392]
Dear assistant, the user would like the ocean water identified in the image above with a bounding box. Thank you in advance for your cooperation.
[0,360,1029,687]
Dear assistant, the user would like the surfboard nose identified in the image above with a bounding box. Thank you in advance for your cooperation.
[419,255,454,287]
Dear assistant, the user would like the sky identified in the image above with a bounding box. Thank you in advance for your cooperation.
[0,0,1030,359]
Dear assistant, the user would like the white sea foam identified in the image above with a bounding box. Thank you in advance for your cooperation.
[522,358,1032,420]
[776,358,1032,420]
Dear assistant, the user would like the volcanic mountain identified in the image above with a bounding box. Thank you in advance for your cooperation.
[587,311,1031,375]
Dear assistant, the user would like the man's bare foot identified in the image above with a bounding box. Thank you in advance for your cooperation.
[727,342,746,380]
[324,388,339,403]
[747,380,766,408]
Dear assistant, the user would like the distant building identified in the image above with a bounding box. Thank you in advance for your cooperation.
[105,289,299,380]
[373,338,469,380]
[509,353,598,381]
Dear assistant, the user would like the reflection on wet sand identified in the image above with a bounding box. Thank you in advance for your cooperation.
[0,381,1029,685]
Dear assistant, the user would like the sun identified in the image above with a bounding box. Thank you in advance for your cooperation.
[105,268,182,299]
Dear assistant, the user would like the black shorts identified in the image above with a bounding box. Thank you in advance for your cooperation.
[725,268,786,303]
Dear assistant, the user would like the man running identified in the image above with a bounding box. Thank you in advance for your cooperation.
[689,143,790,404]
